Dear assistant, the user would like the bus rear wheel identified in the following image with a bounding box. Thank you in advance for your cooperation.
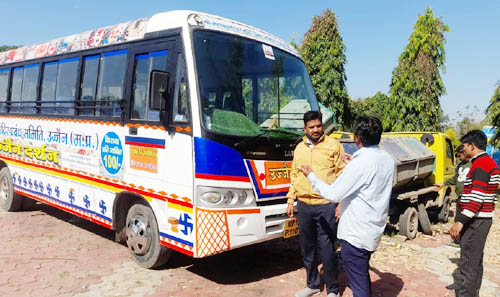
[125,204,171,268]
[0,167,23,212]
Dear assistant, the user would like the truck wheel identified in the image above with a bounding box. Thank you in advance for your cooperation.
[437,196,451,223]
[0,167,23,212]
[399,207,418,240]
[417,203,433,235]
[125,204,171,268]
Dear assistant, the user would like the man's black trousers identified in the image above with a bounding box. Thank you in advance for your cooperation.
[297,201,339,294]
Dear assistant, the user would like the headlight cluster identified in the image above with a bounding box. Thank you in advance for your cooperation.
[197,186,256,208]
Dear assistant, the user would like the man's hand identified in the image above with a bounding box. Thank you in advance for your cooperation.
[434,183,444,192]
[300,165,313,177]
[450,222,464,240]
[335,203,341,222]
[342,153,353,164]
[286,203,294,218]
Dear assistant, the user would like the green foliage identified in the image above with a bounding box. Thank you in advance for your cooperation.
[386,7,449,132]
[350,92,390,130]
[300,9,351,129]
[444,128,461,148]
[486,82,500,146]
[0,45,19,52]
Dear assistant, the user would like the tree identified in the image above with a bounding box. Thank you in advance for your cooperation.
[300,9,351,129]
[486,82,500,146]
[445,128,461,148]
[0,45,19,52]
[386,7,449,132]
[350,92,390,129]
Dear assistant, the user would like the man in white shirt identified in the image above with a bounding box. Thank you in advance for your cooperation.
[300,116,395,297]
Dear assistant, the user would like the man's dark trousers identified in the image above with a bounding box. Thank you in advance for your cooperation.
[341,240,373,297]
[456,218,492,297]
[297,201,339,294]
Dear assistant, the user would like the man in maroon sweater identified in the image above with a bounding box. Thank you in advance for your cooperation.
[449,130,499,297]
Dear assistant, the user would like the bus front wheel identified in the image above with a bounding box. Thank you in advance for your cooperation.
[125,204,171,268]
[0,167,23,212]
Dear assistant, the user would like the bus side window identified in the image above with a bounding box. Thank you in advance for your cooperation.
[79,55,99,116]
[40,58,79,115]
[0,69,10,113]
[97,50,128,117]
[56,58,78,115]
[10,67,24,113]
[172,54,189,123]
[21,64,39,114]
[132,50,168,121]
[41,62,58,114]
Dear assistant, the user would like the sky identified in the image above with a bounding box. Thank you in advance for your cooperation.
[2,0,499,123]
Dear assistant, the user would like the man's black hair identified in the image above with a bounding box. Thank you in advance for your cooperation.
[354,116,383,146]
[303,110,322,126]
[455,144,464,156]
[460,130,487,150]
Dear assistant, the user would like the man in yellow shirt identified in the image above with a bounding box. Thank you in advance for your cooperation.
[286,111,345,297]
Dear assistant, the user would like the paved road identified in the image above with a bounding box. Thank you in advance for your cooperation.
[1,200,499,297]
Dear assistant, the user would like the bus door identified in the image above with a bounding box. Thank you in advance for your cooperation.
[126,37,194,230]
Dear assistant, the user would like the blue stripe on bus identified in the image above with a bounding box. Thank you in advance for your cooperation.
[24,64,39,69]
[13,66,24,71]
[60,57,79,64]
[194,137,248,178]
[159,232,193,247]
[44,61,59,66]
[103,49,128,57]
[124,136,165,147]
[85,55,100,60]
[136,54,150,60]
[0,68,9,72]
[151,50,168,57]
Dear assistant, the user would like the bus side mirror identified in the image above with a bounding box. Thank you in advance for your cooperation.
[150,71,170,111]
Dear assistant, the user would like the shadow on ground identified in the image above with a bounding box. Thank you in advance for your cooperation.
[20,197,305,284]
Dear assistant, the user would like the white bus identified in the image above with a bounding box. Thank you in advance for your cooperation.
[0,10,325,268]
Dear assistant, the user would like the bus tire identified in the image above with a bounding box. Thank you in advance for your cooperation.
[125,204,171,269]
[399,207,418,240]
[438,195,451,223]
[0,167,23,212]
[417,203,433,235]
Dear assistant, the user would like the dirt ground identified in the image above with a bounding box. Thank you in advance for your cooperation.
[0,200,499,297]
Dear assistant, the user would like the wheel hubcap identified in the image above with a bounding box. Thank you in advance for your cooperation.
[0,176,8,202]
[410,212,417,233]
[125,215,152,256]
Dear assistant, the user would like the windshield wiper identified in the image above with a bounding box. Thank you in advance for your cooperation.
[234,128,302,148]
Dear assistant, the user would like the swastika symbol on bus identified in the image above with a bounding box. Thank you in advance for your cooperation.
[34,180,39,190]
[68,190,75,204]
[39,182,44,193]
[99,200,107,214]
[83,195,90,209]
[46,184,52,196]
[28,178,33,189]
[179,213,193,236]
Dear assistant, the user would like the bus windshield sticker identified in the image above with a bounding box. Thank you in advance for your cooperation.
[262,44,275,60]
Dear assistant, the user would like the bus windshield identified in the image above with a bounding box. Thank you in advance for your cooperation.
[193,30,321,137]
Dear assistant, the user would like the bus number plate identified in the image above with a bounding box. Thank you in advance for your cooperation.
[283,217,299,238]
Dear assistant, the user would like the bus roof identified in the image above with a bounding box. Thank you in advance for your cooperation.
[0,10,299,67]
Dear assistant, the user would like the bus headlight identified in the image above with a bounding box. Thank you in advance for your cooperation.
[197,186,256,208]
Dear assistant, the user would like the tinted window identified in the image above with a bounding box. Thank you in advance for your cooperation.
[79,55,99,116]
[56,58,78,115]
[132,50,168,121]
[0,69,9,112]
[172,54,189,123]
[41,62,58,114]
[10,67,24,113]
[97,50,128,117]
[21,64,39,114]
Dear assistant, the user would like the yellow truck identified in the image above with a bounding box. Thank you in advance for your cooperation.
[331,132,455,239]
